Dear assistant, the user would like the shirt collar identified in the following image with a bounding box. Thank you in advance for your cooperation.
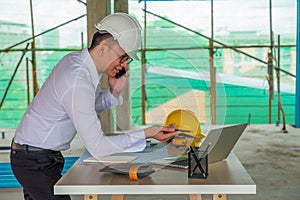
[82,48,102,90]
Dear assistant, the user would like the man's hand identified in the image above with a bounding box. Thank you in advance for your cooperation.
[144,126,180,143]
[108,73,129,97]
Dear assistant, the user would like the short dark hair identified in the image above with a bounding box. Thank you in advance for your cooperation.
[89,32,115,50]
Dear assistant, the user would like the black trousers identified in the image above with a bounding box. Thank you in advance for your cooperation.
[10,144,71,200]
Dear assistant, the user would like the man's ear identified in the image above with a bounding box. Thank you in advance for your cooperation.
[97,44,106,57]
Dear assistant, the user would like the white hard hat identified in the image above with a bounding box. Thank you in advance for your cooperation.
[95,12,142,60]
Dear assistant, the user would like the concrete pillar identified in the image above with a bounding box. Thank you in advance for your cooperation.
[114,0,128,13]
[87,0,111,45]
[87,0,113,133]
[114,0,132,131]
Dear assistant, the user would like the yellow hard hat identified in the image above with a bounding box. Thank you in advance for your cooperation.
[164,109,205,147]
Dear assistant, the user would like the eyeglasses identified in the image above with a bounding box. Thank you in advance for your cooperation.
[106,44,133,65]
[119,54,133,65]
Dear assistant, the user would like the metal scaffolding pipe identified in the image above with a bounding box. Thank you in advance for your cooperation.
[143,9,295,78]
[2,44,296,53]
[296,0,300,128]
[26,57,30,105]
[0,43,30,109]
[141,1,147,125]
[0,14,86,53]
[209,0,216,124]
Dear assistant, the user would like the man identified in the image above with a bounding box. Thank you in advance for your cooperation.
[10,13,179,200]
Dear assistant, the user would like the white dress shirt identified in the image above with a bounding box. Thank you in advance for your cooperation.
[14,48,146,159]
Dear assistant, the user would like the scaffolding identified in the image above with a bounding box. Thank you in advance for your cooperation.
[0,0,297,130]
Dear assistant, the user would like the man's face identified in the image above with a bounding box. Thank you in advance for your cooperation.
[104,44,132,78]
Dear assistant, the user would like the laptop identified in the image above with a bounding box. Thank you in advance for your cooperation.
[200,123,248,164]
[150,123,248,168]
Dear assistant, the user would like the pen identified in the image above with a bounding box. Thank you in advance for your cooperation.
[199,142,211,158]
[175,129,191,133]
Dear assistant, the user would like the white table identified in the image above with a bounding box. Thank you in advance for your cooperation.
[54,150,256,200]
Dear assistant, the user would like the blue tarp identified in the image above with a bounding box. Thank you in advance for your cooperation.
[0,156,79,188]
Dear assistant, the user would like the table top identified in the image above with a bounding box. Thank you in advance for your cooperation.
[54,150,256,195]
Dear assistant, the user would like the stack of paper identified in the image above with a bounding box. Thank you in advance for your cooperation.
[83,155,137,164]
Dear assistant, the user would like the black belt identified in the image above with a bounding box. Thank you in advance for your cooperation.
[11,142,56,152]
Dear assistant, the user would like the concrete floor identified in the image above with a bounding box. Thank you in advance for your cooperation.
[1,124,300,200]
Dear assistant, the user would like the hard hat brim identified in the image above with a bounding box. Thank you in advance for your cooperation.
[127,51,140,60]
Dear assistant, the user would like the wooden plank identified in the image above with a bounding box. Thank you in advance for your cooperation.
[111,194,124,200]
[189,194,202,200]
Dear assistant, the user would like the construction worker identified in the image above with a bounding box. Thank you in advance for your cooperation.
[10,13,179,200]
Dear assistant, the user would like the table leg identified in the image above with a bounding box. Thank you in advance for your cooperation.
[111,194,124,200]
[189,194,202,200]
[84,194,98,200]
[213,194,226,200]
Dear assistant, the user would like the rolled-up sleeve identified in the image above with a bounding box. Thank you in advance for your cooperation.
[95,89,123,112]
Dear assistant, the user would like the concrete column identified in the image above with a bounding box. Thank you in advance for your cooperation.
[87,0,111,45]
[114,0,132,131]
[114,0,128,13]
[87,0,113,133]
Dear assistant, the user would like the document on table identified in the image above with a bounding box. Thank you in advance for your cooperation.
[83,155,137,164]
